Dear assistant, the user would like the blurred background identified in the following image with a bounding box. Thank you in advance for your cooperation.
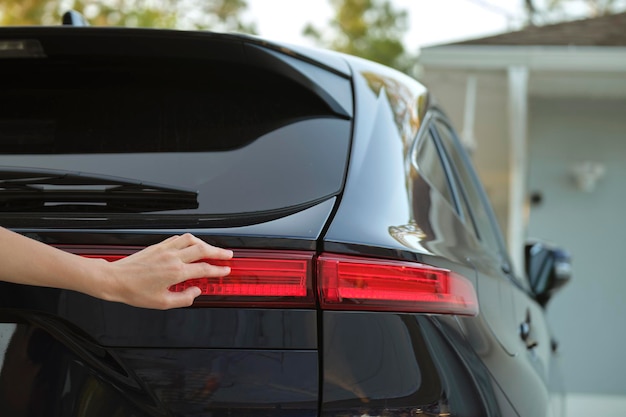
[2,1,626,415]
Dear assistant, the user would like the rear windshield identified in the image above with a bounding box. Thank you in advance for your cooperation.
[0,55,352,226]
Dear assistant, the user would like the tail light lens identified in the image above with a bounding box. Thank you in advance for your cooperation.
[318,254,478,316]
[171,251,315,308]
[82,249,477,315]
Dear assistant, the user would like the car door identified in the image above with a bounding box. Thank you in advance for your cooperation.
[431,114,563,417]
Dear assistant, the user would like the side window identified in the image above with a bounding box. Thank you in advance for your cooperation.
[413,130,455,210]
[433,118,505,257]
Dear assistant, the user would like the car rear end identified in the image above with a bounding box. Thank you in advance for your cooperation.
[0,27,351,417]
[0,27,512,417]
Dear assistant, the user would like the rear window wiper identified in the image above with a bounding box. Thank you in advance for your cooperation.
[0,167,198,213]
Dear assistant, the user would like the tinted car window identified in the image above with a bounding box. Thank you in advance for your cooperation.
[433,118,504,256]
[413,131,455,211]
[0,56,352,224]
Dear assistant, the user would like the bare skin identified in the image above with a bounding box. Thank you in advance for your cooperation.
[0,227,232,309]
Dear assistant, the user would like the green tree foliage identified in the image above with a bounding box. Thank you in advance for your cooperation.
[0,0,257,33]
[525,0,626,25]
[303,0,416,75]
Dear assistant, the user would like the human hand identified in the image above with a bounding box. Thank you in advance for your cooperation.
[100,233,232,309]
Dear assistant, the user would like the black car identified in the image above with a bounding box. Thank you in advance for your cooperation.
[0,18,570,417]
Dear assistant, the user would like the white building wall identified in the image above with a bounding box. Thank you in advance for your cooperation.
[527,97,626,408]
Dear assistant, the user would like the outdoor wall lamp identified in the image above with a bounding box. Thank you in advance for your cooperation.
[570,161,605,192]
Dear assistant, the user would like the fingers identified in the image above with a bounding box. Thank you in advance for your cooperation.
[178,241,233,264]
[156,234,183,250]
[167,233,204,250]
[180,261,231,282]
[162,234,233,261]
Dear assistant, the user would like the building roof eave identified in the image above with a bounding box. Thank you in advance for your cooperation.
[418,45,626,72]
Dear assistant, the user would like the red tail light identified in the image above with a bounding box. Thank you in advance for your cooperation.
[85,250,315,308]
[317,254,478,316]
[171,251,315,307]
[81,249,477,315]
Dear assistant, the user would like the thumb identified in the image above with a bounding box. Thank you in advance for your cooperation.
[163,286,202,309]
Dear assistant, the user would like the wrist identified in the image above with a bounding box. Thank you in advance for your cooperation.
[83,257,120,303]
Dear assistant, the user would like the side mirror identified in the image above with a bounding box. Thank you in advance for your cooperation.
[524,240,571,307]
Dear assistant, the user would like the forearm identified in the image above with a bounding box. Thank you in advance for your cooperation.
[0,227,232,309]
[0,227,107,297]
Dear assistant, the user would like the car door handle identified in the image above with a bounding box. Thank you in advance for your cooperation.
[519,310,538,350]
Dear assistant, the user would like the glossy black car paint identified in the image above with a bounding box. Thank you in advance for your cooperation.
[0,27,564,417]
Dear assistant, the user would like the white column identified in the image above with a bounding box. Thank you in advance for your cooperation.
[461,74,478,153]
[507,66,529,276]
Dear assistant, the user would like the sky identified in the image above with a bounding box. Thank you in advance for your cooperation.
[245,0,528,52]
